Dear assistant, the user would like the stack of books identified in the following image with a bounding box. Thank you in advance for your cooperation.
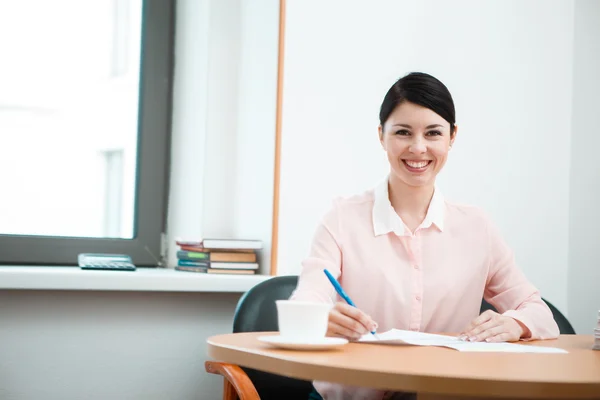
[174,238,262,275]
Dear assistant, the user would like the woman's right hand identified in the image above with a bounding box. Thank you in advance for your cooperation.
[327,301,377,340]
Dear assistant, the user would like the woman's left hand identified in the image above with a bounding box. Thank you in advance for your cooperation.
[459,310,527,343]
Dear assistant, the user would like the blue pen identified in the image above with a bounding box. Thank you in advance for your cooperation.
[323,269,378,337]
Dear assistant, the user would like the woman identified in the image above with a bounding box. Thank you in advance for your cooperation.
[290,72,559,400]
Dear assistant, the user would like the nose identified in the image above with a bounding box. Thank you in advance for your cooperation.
[408,137,427,154]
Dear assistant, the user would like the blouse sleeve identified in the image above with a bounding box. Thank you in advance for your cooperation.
[483,214,560,340]
[289,200,343,303]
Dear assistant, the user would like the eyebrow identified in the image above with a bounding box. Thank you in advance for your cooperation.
[392,124,444,129]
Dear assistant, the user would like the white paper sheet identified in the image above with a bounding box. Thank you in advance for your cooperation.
[358,329,568,353]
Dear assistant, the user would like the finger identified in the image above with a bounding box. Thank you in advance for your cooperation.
[329,309,370,335]
[334,302,376,332]
[487,320,523,343]
[334,302,375,329]
[470,310,497,328]
[471,324,505,342]
[466,318,502,340]
[460,310,496,336]
[327,321,362,340]
[484,331,514,343]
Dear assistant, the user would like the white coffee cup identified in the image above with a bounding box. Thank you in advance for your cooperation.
[275,300,333,341]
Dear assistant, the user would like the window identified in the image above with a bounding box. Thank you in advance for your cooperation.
[0,0,174,266]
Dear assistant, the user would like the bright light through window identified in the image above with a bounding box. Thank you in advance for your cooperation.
[0,0,142,239]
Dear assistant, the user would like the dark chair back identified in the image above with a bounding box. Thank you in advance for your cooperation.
[232,275,315,400]
[480,298,575,334]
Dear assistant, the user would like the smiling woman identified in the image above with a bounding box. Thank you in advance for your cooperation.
[377,73,456,232]
[288,71,559,400]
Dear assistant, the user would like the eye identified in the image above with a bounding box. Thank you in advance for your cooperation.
[395,129,410,136]
[427,130,442,136]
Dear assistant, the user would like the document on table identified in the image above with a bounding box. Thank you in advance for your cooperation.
[358,329,567,353]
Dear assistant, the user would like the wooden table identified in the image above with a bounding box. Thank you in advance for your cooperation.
[207,332,600,399]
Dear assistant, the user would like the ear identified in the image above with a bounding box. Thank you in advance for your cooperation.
[450,124,458,148]
[378,125,386,150]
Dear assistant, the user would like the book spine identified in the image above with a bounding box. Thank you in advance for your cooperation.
[177,260,210,267]
[179,245,207,252]
[175,266,208,273]
[177,250,209,260]
[209,252,257,263]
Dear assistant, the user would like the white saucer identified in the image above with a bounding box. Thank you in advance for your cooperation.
[258,335,348,350]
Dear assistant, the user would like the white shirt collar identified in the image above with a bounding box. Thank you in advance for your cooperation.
[372,177,445,236]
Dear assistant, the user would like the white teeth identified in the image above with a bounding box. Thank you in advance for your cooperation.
[405,160,429,168]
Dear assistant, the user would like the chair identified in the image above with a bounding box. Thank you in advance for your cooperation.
[205,275,316,400]
[480,297,575,334]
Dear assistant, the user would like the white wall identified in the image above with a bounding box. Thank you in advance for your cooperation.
[202,0,241,240]
[167,0,280,275]
[278,0,575,315]
[166,0,211,263]
[232,0,280,272]
[0,290,241,400]
[568,0,600,334]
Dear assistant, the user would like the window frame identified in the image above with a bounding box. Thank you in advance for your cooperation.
[0,0,175,267]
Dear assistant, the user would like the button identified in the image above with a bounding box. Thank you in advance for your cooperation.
[413,264,419,270]
[415,295,421,301]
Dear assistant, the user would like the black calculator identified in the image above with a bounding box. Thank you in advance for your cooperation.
[78,253,137,271]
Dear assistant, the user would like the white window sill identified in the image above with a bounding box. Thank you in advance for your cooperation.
[0,266,272,293]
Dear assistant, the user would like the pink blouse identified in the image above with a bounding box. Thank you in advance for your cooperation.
[290,178,559,400]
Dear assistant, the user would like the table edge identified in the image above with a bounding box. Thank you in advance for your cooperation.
[206,333,600,399]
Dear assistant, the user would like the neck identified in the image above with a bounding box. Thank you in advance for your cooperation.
[387,174,435,221]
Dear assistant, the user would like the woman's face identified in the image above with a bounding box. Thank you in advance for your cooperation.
[379,101,455,189]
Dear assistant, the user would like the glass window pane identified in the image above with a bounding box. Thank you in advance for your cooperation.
[0,0,142,239]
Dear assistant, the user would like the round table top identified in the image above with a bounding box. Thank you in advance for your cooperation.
[207,332,600,399]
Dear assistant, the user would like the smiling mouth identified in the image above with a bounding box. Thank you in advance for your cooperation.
[402,160,432,172]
